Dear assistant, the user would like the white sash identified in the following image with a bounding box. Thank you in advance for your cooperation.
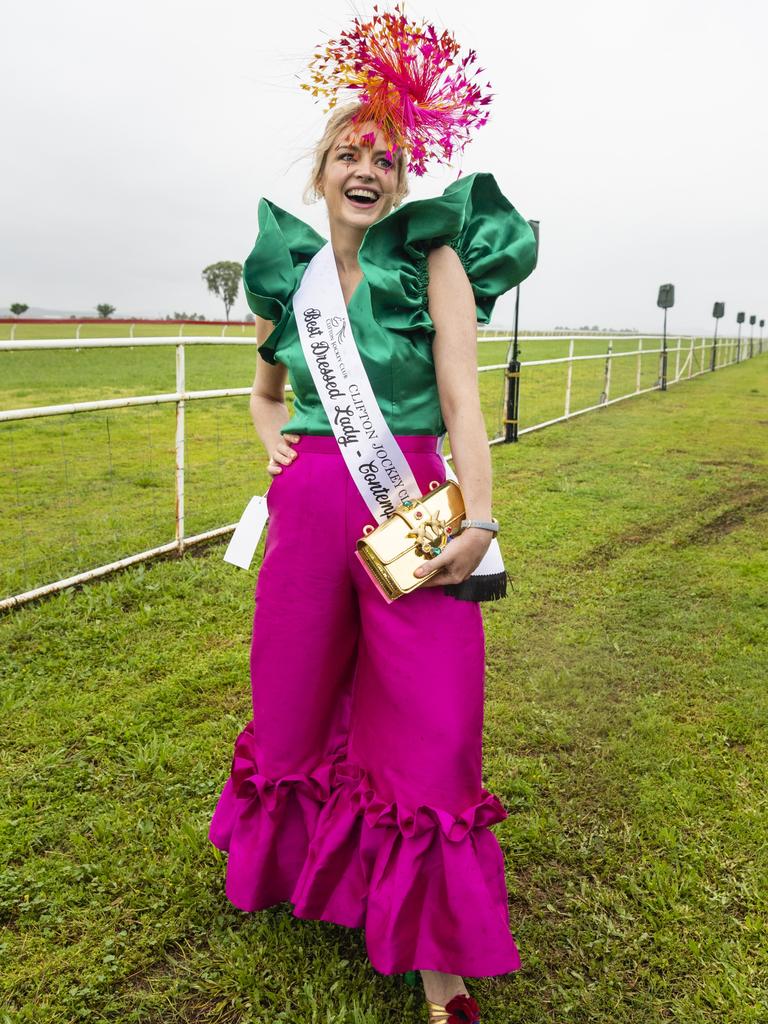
[293,243,507,595]
[292,243,422,522]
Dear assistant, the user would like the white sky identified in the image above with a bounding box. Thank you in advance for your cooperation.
[4,0,767,335]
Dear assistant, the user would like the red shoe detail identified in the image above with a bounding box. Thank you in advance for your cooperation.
[444,994,481,1023]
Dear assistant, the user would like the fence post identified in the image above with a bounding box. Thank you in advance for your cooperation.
[687,337,694,378]
[10,323,15,341]
[175,343,186,551]
[674,336,681,382]
[564,337,575,417]
[636,338,643,392]
[600,339,613,403]
[76,323,82,340]
[504,354,520,442]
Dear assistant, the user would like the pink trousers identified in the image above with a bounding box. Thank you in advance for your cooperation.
[209,435,521,976]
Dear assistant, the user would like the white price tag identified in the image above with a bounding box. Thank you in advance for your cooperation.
[223,493,269,570]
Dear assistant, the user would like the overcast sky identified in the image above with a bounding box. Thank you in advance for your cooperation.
[4,0,767,335]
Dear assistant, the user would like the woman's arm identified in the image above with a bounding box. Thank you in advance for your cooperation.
[413,245,494,586]
[251,315,300,476]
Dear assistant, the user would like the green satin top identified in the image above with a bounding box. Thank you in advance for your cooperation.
[242,171,537,436]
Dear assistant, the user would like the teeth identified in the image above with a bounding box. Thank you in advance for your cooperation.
[346,189,379,200]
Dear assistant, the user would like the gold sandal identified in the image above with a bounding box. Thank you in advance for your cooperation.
[425,993,481,1022]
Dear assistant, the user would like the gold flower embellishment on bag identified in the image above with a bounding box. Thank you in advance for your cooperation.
[404,500,455,559]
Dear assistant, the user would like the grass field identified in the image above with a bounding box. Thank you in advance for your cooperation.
[1,352,766,1022]
[0,324,742,599]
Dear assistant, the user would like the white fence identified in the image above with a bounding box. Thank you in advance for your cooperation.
[0,331,763,610]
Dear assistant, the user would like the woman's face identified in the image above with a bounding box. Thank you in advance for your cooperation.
[319,119,399,232]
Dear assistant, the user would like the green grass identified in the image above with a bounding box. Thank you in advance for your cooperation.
[0,325,743,599]
[1,354,766,1022]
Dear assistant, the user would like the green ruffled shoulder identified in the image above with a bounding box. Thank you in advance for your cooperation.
[242,198,326,364]
[359,171,537,332]
[242,172,536,362]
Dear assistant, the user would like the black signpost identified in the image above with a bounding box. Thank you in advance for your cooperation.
[505,219,540,443]
[657,284,675,390]
[711,301,725,371]
[760,319,765,356]
[736,311,745,362]
[749,314,756,359]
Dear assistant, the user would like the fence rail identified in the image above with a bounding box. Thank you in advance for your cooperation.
[1,331,764,610]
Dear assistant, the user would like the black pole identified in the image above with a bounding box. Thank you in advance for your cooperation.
[736,322,742,362]
[661,307,668,390]
[711,317,719,372]
[504,285,521,443]
[504,218,539,443]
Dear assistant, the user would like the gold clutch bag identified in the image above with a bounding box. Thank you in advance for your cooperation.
[354,479,465,602]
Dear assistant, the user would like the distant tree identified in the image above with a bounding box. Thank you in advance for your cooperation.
[171,311,207,321]
[96,304,116,318]
[202,261,242,321]
[10,303,29,316]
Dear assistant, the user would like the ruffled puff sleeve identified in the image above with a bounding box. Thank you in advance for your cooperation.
[242,199,326,364]
[358,171,538,334]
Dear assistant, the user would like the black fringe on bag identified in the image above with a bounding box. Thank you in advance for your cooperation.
[443,571,509,602]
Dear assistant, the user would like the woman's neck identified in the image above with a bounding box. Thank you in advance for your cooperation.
[328,220,365,275]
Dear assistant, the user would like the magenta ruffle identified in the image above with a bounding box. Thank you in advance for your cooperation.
[330,760,509,839]
[209,722,521,976]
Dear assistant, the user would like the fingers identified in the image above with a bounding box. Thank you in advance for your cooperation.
[413,550,449,580]
[267,434,301,475]
[413,531,488,587]
[413,549,462,587]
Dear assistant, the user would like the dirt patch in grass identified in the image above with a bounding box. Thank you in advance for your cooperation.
[699,459,756,467]
[579,479,768,568]
[674,484,768,546]
[578,515,677,568]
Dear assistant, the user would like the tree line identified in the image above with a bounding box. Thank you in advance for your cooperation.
[8,259,245,321]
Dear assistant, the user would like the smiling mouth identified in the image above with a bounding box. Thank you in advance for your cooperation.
[345,188,380,208]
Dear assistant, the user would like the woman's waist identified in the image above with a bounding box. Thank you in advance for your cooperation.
[290,434,442,454]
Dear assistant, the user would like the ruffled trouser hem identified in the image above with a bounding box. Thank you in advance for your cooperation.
[208,722,521,977]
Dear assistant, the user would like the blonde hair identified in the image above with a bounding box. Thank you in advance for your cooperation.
[302,102,409,208]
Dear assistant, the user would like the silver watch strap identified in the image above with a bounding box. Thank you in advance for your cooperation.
[460,518,499,533]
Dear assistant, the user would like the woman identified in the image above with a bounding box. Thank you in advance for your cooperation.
[209,29,537,1022]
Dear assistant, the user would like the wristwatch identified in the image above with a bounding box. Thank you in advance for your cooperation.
[460,518,499,533]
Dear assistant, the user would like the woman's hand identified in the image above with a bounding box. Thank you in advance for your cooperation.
[413,527,493,587]
[267,434,301,476]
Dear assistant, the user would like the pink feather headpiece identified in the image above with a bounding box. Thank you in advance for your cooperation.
[301,3,493,176]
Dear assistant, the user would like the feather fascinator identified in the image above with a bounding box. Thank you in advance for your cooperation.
[301,3,493,175]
